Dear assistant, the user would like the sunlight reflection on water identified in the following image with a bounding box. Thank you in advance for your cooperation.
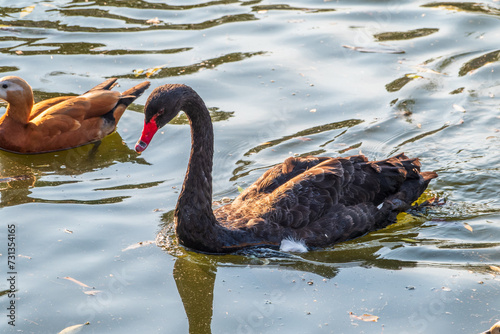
[1,1,500,333]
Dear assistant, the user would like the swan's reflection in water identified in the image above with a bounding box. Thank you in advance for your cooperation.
[173,258,215,334]
[168,245,344,333]
[160,209,343,334]
[160,208,451,334]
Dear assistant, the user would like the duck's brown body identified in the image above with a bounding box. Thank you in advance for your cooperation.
[0,76,150,153]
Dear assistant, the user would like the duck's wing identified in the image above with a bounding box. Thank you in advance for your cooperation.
[29,90,121,136]
[29,78,119,121]
[30,96,73,120]
[83,77,118,93]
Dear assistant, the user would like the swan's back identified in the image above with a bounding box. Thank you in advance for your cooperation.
[215,153,436,248]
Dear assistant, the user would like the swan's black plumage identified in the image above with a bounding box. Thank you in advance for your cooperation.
[136,84,437,253]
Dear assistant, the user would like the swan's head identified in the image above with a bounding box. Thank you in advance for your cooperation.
[135,84,199,153]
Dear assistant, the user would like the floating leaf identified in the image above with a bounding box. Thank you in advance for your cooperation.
[401,238,419,243]
[134,64,167,77]
[122,240,155,251]
[146,65,166,77]
[349,312,379,322]
[406,74,423,79]
[453,104,466,112]
[489,265,500,273]
[62,277,91,288]
[237,186,244,193]
[414,66,444,75]
[58,322,89,334]
[133,69,144,76]
[146,17,161,25]
[20,5,35,18]
[463,223,473,232]
[342,45,405,54]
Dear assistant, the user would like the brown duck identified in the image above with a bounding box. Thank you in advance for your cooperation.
[135,84,438,253]
[481,321,500,334]
[0,76,150,153]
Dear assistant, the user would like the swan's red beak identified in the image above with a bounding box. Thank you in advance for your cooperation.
[135,116,159,153]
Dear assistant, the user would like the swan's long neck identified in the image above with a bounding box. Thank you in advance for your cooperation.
[174,96,222,252]
[179,98,214,207]
[171,87,273,253]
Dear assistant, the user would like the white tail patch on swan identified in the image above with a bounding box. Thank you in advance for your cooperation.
[280,237,308,253]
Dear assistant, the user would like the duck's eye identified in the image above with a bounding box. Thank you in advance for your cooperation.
[2,84,7,89]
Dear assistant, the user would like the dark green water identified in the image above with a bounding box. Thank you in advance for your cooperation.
[1,1,499,333]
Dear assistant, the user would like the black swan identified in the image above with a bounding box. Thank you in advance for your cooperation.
[135,84,437,253]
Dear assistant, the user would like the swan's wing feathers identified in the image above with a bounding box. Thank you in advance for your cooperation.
[299,202,395,247]
[223,154,436,236]
[235,156,334,201]
[352,155,424,205]
[227,156,355,230]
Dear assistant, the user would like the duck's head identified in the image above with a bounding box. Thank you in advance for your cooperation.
[481,321,500,334]
[0,76,34,109]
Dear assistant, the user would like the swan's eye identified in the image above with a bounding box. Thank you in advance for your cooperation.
[1,84,7,89]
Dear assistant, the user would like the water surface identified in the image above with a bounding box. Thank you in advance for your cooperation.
[1,1,500,333]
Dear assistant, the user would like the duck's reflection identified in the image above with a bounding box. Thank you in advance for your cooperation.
[0,132,149,207]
